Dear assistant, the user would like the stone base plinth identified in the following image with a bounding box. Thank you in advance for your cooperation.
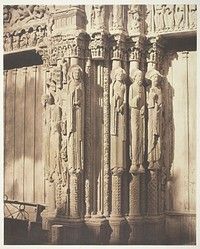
[144,215,165,245]
[127,216,145,244]
[41,211,85,244]
[85,215,111,244]
[109,217,130,245]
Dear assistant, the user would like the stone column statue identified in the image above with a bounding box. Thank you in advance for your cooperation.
[146,69,163,170]
[110,67,127,170]
[65,64,84,172]
[129,69,145,174]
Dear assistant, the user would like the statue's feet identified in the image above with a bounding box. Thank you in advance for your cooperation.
[153,161,161,170]
[137,164,145,173]
[148,162,154,170]
[129,164,138,174]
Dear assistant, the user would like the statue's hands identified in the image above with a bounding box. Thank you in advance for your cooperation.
[74,101,80,107]
[119,105,124,114]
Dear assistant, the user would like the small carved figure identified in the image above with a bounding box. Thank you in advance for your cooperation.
[12,32,20,50]
[174,5,184,30]
[5,33,13,51]
[154,5,165,31]
[91,5,105,30]
[129,69,145,174]
[164,5,174,31]
[3,6,12,24]
[28,30,37,47]
[145,5,152,33]
[41,94,52,180]
[128,5,141,32]
[47,80,62,181]
[188,5,197,29]
[146,69,163,170]
[20,32,29,48]
[57,58,69,84]
[112,5,123,30]
[110,67,127,170]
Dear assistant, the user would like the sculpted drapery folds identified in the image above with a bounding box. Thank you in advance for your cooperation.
[46,77,62,182]
[146,69,163,170]
[64,65,84,172]
[110,67,126,170]
[129,69,145,174]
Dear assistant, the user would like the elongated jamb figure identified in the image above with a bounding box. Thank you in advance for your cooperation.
[65,65,84,171]
[146,69,163,170]
[110,67,127,170]
[129,69,145,174]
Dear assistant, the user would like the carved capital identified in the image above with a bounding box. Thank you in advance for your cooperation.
[146,36,166,72]
[89,32,109,60]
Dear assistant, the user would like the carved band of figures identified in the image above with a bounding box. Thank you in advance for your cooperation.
[146,4,197,33]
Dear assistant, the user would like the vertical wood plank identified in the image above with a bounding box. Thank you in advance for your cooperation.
[24,67,35,202]
[35,65,45,204]
[4,70,15,200]
[14,68,25,201]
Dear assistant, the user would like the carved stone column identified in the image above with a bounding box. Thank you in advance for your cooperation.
[127,42,146,243]
[85,32,110,245]
[144,38,166,244]
[109,65,129,244]
[109,168,129,244]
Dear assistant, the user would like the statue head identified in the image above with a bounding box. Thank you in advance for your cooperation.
[68,65,83,83]
[130,69,143,86]
[41,94,51,106]
[145,69,162,87]
[111,67,126,83]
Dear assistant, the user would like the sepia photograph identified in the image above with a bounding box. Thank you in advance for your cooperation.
[3,1,198,246]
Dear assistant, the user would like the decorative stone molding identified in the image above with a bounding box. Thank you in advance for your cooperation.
[103,64,110,217]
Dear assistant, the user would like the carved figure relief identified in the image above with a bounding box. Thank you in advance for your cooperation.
[91,5,105,30]
[163,5,174,31]
[146,69,163,170]
[46,79,62,182]
[129,69,145,174]
[110,67,127,170]
[145,5,152,33]
[188,5,197,29]
[112,5,123,30]
[128,5,141,32]
[64,65,84,172]
[174,5,184,30]
[154,5,165,31]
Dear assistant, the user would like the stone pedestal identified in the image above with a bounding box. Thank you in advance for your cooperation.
[144,215,165,245]
[40,211,84,244]
[127,216,144,245]
[85,216,111,244]
[109,217,130,245]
